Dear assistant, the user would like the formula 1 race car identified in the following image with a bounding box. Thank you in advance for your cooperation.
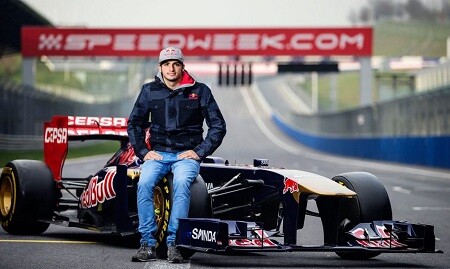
[0,115,441,260]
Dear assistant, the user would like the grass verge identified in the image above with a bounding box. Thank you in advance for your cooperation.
[0,141,120,167]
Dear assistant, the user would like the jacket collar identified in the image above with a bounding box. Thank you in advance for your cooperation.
[156,70,196,91]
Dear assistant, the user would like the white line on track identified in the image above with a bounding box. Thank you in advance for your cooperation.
[392,186,450,194]
[241,86,303,156]
[278,80,312,114]
[0,239,96,244]
[412,207,450,211]
[143,261,191,269]
[392,186,412,194]
[413,186,450,192]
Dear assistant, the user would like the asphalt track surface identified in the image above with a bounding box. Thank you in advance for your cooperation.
[1,76,449,268]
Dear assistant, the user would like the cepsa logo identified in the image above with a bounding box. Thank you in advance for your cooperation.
[44,127,68,144]
[68,116,127,127]
[80,170,117,209]
[22,28,372,57]
[68,116,128,136]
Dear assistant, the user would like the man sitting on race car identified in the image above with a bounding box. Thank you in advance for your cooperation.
[127,47,227,263]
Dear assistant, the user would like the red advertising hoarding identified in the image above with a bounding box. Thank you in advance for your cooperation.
[21,27,372,57]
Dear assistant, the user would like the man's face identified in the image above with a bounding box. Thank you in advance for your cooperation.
[159,60,184,82]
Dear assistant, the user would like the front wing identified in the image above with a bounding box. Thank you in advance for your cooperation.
[176,218,442,254]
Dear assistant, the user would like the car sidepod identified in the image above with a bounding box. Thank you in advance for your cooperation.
[77,165,134,233]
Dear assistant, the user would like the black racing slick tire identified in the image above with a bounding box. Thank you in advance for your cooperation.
[332,172,392,260]
[188,174,212,218]
[153,175,172,259]
[153,174,211,259]
[180,175,211,260]
[0,160,56,235]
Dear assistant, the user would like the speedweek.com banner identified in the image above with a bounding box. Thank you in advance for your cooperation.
[21,27,372,57]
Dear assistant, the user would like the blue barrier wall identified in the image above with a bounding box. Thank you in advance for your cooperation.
[273,113,450,169]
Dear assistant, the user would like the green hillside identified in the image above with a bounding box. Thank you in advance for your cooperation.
[374,21,450,57]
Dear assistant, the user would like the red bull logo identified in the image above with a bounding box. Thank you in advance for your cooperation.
[230,228,277,247]
[229,238,277,248]
[80,170,117,209]
[283,178,299,194]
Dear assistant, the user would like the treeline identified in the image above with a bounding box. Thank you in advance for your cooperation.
[349,0,450,24]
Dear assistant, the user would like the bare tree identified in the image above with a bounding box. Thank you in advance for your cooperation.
[359,6,372,24]
[369,0,396,20]
[360,0,449,23]
[405,0,432,21]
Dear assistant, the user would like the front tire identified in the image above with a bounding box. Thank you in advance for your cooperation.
[0,160,56,235]
[332,172,392,260]
[153,175,172,258]
[180,175,211,259]
[153,174,210,259]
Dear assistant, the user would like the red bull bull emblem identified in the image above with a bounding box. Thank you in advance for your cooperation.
[188,93,198,100]
[283,177,299,194]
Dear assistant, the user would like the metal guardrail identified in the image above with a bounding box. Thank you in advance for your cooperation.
[0,134,42,151]
[372,61,450,102]
[283,85,450,137]
[415,61,450,93]
[0,79,136,136]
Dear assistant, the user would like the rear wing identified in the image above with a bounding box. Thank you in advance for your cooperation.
[44,115,128,181]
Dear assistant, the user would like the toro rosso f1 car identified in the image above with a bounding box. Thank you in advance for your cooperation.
[0,115,442,260]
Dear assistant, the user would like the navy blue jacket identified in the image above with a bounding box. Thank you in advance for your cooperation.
[127,71,226,160]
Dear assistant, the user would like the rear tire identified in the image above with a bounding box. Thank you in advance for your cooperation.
[0,160,56,235]
[332,172,392,260]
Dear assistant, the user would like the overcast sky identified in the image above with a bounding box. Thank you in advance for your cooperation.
[22,0,368,28]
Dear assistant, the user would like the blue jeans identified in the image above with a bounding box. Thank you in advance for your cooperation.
[137,151,200,247]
